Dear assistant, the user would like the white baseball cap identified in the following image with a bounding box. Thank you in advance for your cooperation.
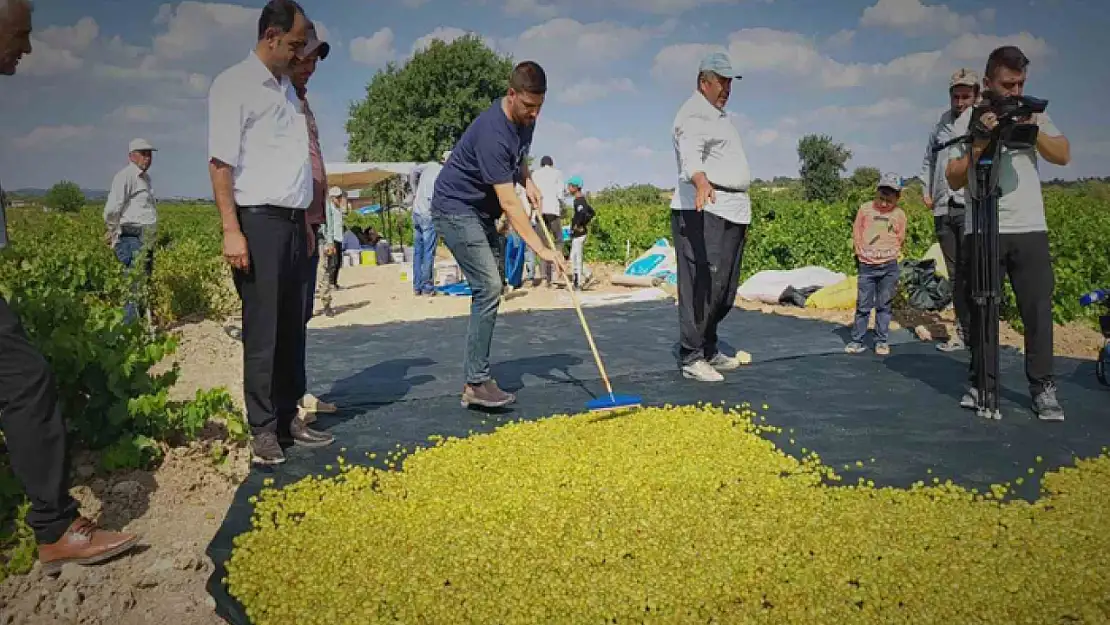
[128,138,156,153]
[328,186,343,198]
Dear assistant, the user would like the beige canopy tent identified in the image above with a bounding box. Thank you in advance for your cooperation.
[324,162,421,247]
[324,162,419,191]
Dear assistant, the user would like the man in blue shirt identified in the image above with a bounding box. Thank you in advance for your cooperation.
[432,61,565,409]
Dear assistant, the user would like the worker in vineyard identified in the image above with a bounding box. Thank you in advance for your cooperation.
[668,51,753,384]
[431,60,566,409]
[208,0,334,465]
[103,138,159,323]
[566,175,595,291]
[0,0,141,573]
[410,150,450,297]
[921,69,980,353]
[290,19,339,419]
[530,155,566,288]
[946,45,1071,421]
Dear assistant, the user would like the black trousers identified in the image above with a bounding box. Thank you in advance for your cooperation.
[671,210,749,365]
[233,206,308,436]
[0,296,79,544]
[935,202,970,338]
[964,231,1055,396]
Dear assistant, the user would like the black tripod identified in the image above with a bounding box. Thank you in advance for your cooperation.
[933,134,1005,419]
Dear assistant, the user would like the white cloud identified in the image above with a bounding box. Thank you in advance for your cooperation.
[18,39,83,76]
[505,18,661,78]
[557,78,636,105]
[653,28,1052,90]
[411,27,487,55]
[402,0,431,6]
[531,119,671,188]
[943,32,1052,64]
[503,0,559,19]
[827,29,855,48]
[107,105,161,123]
[37,17,100,52]
[13,125,96,150]
[859,0,978,36]
[150,1,255,62]
[351,28,397,66]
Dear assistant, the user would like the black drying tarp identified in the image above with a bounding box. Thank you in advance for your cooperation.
[205,301,1109,624]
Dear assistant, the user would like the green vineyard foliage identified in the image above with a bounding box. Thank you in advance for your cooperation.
[0,203,245,579]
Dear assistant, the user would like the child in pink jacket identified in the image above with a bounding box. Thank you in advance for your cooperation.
[846,173,907,356]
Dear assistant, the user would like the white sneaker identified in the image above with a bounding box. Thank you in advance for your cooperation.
[708,351,751,371]
[682,359,725,383]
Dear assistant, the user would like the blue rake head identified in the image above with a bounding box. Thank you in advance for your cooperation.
[586,393,643,413]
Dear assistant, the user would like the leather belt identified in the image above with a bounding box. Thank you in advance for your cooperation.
[119,224,153,237]
[948,198,966,209]
[711,182,746,193]
[238,205,304,221]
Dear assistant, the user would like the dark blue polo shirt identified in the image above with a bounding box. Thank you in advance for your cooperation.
[432,98,534,221]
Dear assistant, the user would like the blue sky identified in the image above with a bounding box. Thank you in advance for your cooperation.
[2,0,1108,198]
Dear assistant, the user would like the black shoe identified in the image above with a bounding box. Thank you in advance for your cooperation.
[279,419,334,448]
[1032,383,1065,421]
[251,432,286,465]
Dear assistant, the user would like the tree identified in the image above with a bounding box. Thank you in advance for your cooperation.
[346,35,515,163]
[44,181,85,213]
[849,166,880,192]
[797,134,852,203]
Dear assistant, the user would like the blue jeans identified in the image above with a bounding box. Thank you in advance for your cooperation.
[114,234,152,323]
[433,211,502,385]
[852,260,900,344]
[412,213,438,295]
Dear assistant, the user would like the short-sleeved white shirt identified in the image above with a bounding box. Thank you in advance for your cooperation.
[208,51,312,209]
[948,108,1062,234]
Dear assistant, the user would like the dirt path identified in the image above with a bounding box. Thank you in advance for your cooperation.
[2,261,1104,625]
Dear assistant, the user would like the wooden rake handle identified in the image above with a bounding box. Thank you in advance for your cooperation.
[534,214,615,397]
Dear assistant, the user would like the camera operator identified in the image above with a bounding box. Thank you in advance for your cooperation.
[921,68,979,352]
[945,45,1071,421]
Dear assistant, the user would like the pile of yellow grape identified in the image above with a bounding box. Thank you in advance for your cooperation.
[225,403,1110,624]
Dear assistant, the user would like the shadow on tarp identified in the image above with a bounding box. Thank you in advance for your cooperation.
[206,304,1108,625]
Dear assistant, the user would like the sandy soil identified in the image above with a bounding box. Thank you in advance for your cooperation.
[2,259,1105,625]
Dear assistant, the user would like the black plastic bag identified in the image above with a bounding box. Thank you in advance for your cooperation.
[899,259,953,311]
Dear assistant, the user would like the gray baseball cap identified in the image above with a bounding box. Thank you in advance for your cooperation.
[878,172,903,191]
[698,51,742,79]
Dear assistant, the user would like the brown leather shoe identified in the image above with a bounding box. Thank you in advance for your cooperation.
[38,518,140,576]
[461,380,516,409]
[279,418,334,448]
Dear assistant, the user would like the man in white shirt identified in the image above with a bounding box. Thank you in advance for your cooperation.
[411,151,449,296]
[207,0,333,465]
[946,45,1071,421]
[670,51,753,383]
[0,0,140,572]
[104,137,159,323]
[529,155,565,286]
[922,69,979,352]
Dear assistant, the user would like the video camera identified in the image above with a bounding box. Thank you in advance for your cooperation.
[969,93,1048,150]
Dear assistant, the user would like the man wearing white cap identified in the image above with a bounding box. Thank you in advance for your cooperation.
[669,51,753,383]
[410,150,450,296]
[103,137,159,323]
[921,68,979,352]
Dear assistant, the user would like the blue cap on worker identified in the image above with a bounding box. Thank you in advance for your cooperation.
[878,172,903,192]
[698,51,742,79]
[567,175,584,189]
